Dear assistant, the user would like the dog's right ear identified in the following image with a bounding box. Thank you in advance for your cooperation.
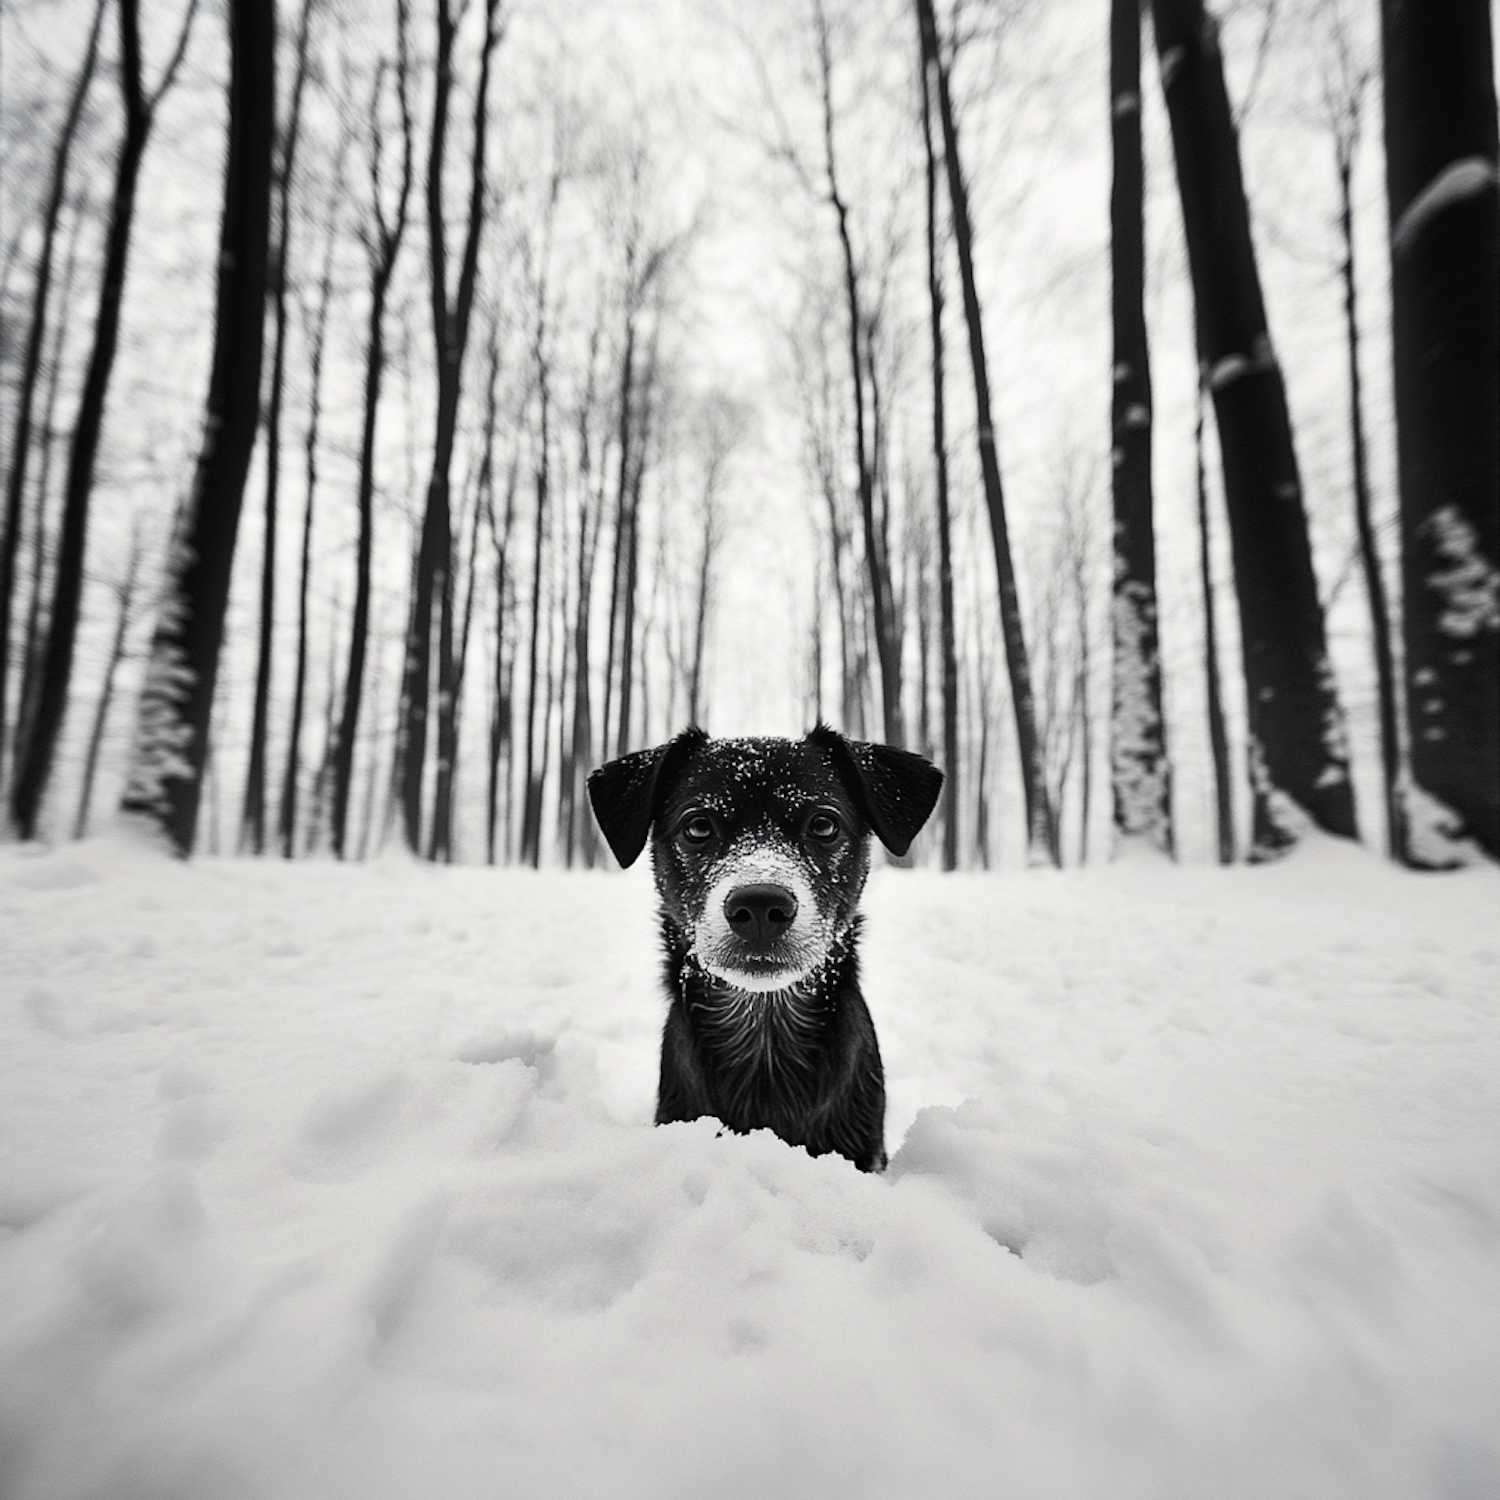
[588,727,708,868]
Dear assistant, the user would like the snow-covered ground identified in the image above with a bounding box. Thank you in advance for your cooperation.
[1,834,1496,1500]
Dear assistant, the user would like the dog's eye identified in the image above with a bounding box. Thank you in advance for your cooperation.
[807,812,841,843]
[678,814,715,846]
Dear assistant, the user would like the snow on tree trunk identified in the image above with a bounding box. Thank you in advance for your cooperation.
[1151,0,1358,860]
[1109,0,1172,857]
[1381,0,1500,864]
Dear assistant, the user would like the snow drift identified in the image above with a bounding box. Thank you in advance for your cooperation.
[1,836,1497,1499]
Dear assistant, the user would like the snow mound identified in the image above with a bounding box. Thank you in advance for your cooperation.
[1,839,1497,1499]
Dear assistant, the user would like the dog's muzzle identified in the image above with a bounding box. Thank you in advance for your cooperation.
[693,856,831,992]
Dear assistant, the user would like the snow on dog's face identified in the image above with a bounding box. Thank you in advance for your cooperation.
[652,738,871,991]
[588,726,943,991]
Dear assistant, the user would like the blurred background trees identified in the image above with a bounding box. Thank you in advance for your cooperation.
[0,0,1494,868]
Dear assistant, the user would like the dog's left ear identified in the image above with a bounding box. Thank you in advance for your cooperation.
[807,724,944,856]
[588,727,708,868]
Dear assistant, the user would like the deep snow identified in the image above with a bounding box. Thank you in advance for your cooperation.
[1,834,1497,1500]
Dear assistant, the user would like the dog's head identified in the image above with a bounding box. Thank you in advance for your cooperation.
[588,726,943,991]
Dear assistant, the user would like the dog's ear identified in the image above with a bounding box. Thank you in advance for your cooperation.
[807,724,944,856]
[588,727,708,868]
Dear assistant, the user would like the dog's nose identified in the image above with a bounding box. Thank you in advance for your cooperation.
[724,883,798,944]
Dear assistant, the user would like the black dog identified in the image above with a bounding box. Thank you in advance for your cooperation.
[588,726,942,1171]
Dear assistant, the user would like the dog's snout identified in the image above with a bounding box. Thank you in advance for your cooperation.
[724,883,798,944]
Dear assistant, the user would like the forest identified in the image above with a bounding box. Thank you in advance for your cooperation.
[0,0,1496,872]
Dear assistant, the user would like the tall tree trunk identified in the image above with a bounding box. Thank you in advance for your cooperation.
[686,459,720,729]
[0,0,104,792]
[1334,143,1403,864]
[1197,388,1235,864]
[430,480,483,861]
[241,0,315,855]
[486,456,517,865]
[1073,532,1094,865]
[615,329,658,759]
[279,121,346,859]
[919,34,959,869]
[16,198,88,769]
[1109,0,1173,857]
[1152,0,1357,858]
[331,6,413,860]
[916,0,1056,864]
[394,0,499,855]
[567,322,604,865]
[521,372,551,867]
[120,0,273,855]
[13,0,198,840]
[602,288,636,762]
[815,0,901,749]
[1380,0,1499,863]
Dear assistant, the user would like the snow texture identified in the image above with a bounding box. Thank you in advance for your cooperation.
[2,838,1498,1500]
[1391,156,1500,260]
[1109,580,1171,850]
[1421,505,1500,640]
[1399,773,1491,871]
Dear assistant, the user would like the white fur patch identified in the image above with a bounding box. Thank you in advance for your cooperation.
[692,847,837,991]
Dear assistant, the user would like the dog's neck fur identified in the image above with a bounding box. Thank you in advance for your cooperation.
[663,914,860,1120]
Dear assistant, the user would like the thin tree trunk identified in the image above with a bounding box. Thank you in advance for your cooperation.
[0,0,104,789]
[394,0,499,855]
[602,288,636,762]
[1152,0,1357,858]
[279,122,347,859]
[486,456,517,865]
[686,474,716,727]
[1380,0,1499,862]
[16,197,87,767]
[1197,387,1235,864]
[120,0,273,855]
[73,525,146,839]
[13,0,199,840]
[916,0,1055,864]
[919,37,959,869]
[521,371,551,867]
[1109,0,1173,857]
[816,0,901,748]
[1074,532,1093,865]
[331,6,413,860]
[567,321,604,865]
[430,480,483,861]
[615,330,659,758]
[1335,146,1402,863]
[241,0,314,854]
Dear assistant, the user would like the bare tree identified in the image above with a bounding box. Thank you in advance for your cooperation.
[916,0,1055,863]
[11,0,199,840]
[72,518,148,839]
[1380,0,1499,863]
[240,0,318,855]
[1196,386,1234,864]
[280,100,351,859]
[0,0,104,794]
[330,1,414,860]
[814,0,902,748]
[1152,0,1357,859]
[917,33,958,868]
[393,0,501,856]
[1109,0,1172,857]
[120,0,275,855]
